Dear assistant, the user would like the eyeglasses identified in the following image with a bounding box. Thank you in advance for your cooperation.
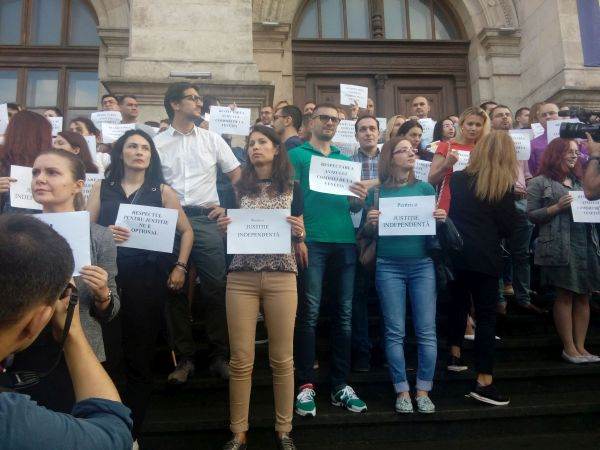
[313,114,340,125]
[182,95,202,103]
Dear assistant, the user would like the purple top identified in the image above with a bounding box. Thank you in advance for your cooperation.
[528,132,548,176]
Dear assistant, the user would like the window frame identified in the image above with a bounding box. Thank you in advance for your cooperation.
[295,0,461,41]
[0,0,99,113]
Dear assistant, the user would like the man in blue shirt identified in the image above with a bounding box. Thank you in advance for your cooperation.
[0,215,133,450]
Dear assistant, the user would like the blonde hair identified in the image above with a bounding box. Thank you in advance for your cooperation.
[454,106,490,144]
[465,130,518,203]
[384,115,406,141]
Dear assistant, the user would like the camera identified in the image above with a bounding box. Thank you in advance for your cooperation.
[559,107,600,142]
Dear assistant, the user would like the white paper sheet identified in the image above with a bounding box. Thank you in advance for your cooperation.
[101,123,136,144]
[340,84,368,109]
[9,165,42,210]
[509,129,533,161]
[571,191,600,223]
[226,209,291,254]
[309,156,362,197]
[115,204,178,253]
[452,150,471,172]
[208,106,252,136]
[48,116,63,136]
[414,159,432,182]
[378,196,436,236]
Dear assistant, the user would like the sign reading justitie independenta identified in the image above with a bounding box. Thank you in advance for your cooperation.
[226,209,291,254]
[378,195,436,236]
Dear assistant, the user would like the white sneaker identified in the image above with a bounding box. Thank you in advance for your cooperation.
[561,350,588,364]
[583,353,600,363]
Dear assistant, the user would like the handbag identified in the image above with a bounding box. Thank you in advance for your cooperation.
[357,187,380,271]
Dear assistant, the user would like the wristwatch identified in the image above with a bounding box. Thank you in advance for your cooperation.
[95,289,112,304]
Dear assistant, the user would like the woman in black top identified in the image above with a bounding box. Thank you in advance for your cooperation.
[448,130,520,407]
[87,129,194,441]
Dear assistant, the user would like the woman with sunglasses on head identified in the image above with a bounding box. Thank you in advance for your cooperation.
[217,125,305,450]
[360,137,446,414]
[10,148,120,412]
[87,129,194,441]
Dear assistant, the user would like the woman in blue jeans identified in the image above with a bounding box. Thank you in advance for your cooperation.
[362,137,446,413]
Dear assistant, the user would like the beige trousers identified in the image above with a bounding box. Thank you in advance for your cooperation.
[226,271,297,433]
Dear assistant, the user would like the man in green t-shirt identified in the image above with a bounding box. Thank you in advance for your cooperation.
[289,103,369,417]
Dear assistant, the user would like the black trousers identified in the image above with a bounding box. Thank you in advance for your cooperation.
[118,253,182,439]
[447,270,499,375]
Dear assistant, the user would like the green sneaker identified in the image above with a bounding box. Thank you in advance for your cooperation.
[331,385,367,413]
[295,384,316,417]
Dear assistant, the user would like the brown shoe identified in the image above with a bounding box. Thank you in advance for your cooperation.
[502,283,514,296]
[167,358,195,385]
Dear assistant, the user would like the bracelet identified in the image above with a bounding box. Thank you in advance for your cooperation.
[95,289,112,304]
[174,262,188,273]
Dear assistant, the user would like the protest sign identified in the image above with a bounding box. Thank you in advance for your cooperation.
[309,156,361,197]
[452,150,471,172]
[83,173,104,201]
[0,103,8,135]
[571,191,600,223]
[379,196,436,236]
[509,129,533,160]
[91,110,122,128]
[9,165,42,210]
[333,120,358,144]
[340,84,368,109]
[547,118,580,142]
[531,122,545,139]
[101,122,135,144]
[377,118,387,132]
[414,159,432,182]
[48,117,63,136]
[115,204,178,253]
[84,135,98,160]
[226,209,291,254]
[208,106,251,136]
[418,118,436,144]
[36,211,91,275]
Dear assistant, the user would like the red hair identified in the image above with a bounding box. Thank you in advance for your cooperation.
[538,138,583,182]
[0,111,52,175]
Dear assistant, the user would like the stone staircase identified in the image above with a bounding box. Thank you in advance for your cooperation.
[139,296,600,450]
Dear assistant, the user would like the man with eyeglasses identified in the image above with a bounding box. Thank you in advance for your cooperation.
[273,105,304,150]
[259,105,274,126]
[490,106,544,315]
[528,102,560,176]
[290,103,369,418]
[154,82,241,384]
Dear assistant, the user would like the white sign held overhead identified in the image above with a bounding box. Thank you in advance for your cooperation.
[418,118,436,144]
[378,196,436,236]
[9,165,42,210]
[309,156,362,197]
[48,116,63,136]
[101,123,135,144]
[226,209,291,254]
[509,129,533,161]
[91,110,122,127]
[208,106,252,136]
[571,191,600,223]
[82,173,105,202]
[0,103,8,135]
[340,84,368,109]
[36,211,91,275]
[333,120,358,144]
[376,118,388,132]
[414,159,432,182]
[115,204,179,253]
[546,118,580,142]
[452,150,471,172]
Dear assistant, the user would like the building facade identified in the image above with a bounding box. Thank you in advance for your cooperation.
[1,0,599,122]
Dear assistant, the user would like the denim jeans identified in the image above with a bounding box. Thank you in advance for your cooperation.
[351,261,374,362]
[295,242,356,391]
[375,257,437,393]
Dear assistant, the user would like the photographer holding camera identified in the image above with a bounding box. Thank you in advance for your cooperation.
[0,215,133,449]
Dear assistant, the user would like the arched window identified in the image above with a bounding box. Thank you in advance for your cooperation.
[296,0,459,40]
[0,0,100,120]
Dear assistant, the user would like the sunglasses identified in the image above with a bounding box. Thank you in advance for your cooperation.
[313,114,341,125]
[181,95,202,103]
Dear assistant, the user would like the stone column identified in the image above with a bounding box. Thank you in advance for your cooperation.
[101,0,273,122]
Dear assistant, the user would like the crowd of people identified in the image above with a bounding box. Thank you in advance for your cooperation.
[1,85,600,450]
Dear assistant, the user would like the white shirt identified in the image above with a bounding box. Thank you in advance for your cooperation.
[154,125,240,207]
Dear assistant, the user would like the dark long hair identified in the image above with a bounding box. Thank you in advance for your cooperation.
[57,131,98,173]
[378,137,416,187]
[0,111,52,175]
[37,149,87,211]
[236,125,293,198]
[69,116,101,138]
[538,138,583,181]
[432,117,455,142]
[105,129,165,185]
